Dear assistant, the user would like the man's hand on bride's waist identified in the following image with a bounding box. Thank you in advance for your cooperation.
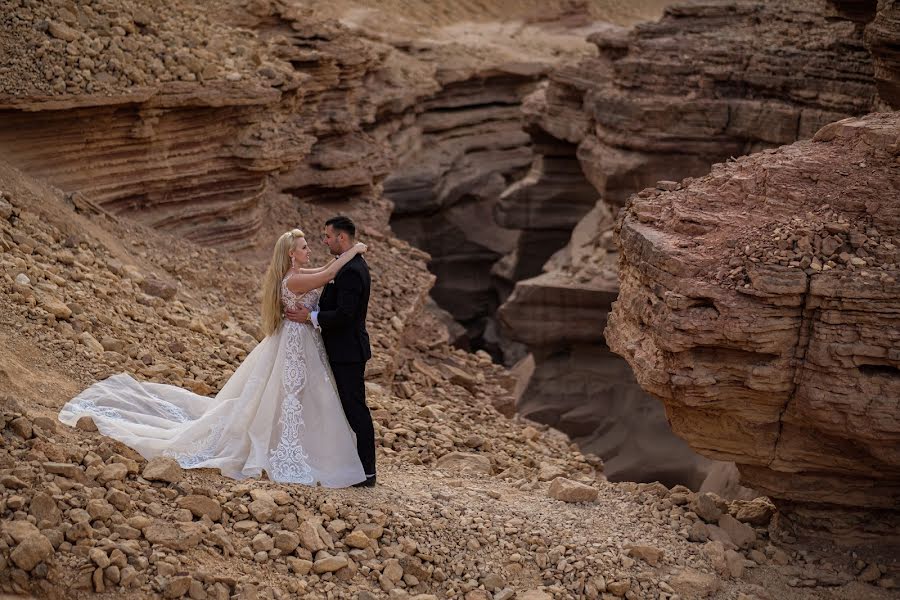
[284,306,311,323]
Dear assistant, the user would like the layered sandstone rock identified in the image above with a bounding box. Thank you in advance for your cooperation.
[381,19,607,353]
[0,2,385,248]
[385,70,540,342]
[499,0,890,490]
[606,112,900,536]
[865,0,900,109]
[499,201,715,487]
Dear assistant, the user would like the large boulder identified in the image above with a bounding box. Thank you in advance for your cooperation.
[606,113,900,537]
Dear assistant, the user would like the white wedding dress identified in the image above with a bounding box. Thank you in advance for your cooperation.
[58,277,366,487]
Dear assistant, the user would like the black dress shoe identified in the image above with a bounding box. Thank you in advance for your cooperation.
[352,475,376,487]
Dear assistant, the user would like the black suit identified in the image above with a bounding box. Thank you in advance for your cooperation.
[317,254,375,475]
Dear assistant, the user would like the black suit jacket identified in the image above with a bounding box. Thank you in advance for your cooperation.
[318,254,372,364]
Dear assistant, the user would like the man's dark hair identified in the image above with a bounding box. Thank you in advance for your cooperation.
[326,215,356,238]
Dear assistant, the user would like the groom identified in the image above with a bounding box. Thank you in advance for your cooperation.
[285,216,376,487]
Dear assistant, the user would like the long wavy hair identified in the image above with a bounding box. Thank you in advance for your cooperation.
[260,229,305,337]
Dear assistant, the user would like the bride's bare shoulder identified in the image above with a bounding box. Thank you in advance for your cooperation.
[285,272,315,295]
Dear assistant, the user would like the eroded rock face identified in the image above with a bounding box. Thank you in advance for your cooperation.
[865,0,900,109]
[499,0,891,491]
[606,112,900,537]
[382,21,605,356]
[499,201,715,487]
[386,72,540,341]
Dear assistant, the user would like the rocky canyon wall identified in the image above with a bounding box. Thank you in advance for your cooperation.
[0,1,450,249]
[499,0,889,489]
[379,18,609,356]
[606,111,900,538]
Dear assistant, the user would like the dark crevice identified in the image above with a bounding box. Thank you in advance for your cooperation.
[768,281,816,468]
[286,185,372,203]
[859,363,900,377]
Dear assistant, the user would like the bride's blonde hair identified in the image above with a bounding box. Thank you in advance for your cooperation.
[260,229,305,337]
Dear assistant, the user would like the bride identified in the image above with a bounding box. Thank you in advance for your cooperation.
[58,229,368,487]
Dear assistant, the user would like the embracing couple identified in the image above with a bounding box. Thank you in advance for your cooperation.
[59,216,377,488]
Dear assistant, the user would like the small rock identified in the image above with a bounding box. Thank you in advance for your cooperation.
[718,514,755,549]
[625,544,664,566]
[79,332,104,354]
[537,462,566,482]
[178,495,222,521]
[436,452,492,475]
[519,592,551,600]
[288,558,313,575]
[669,568,720,598]
[344,529,371,549]
[3,521,40,543]
[548,477,598,503]
[140,277,177,300]
[48,21,80,41]
[76,416,98,432]
[251,533,274,552]
[98,462,129,483]
[607,579,631,596]
[10,417,33,439]
[298,520,325,552]
[733,498,774,526]
[89,547,110,568]
[688,521,710,542]
[30,492,62,527]
[100,337,126,353]
[266,530,296,554]
[142,456,183,483]
[40,296,72,320]
[859,563,881,582]
[656,180,679,191]
[313,555,348,573]
[725,549,747,578]
[692,492,725,523]
[249,496,277,523]
[144,521,203,551]
[164,575,193,599]
[10,534,54,571]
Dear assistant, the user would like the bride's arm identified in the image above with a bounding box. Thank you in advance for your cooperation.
[297,258,337,275]
[286,243,366,294]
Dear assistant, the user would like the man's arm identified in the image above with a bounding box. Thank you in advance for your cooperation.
[316,268,364,331]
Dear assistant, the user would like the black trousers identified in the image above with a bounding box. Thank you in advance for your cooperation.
[330,361,376,476]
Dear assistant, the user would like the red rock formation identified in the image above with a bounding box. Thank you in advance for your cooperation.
[865,0,900,108]
[499,0,891,490]
[606,112,900,537]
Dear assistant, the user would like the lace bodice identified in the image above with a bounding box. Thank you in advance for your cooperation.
[281,275,320,312]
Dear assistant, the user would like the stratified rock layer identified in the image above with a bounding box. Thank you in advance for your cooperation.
[381,19,605,355]
[0,3,388,249]
[606,112,900,537]
[499,0,892,491]
[865,0,900,108]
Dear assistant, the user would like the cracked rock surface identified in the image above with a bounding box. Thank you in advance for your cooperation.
[606,112,900,538]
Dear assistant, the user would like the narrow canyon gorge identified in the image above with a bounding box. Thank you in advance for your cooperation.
[0,0,898,598]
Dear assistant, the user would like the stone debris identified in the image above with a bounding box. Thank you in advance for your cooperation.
[2,165,894,600]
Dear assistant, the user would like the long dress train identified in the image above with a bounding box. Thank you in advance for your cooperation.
[58,278,366,487]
